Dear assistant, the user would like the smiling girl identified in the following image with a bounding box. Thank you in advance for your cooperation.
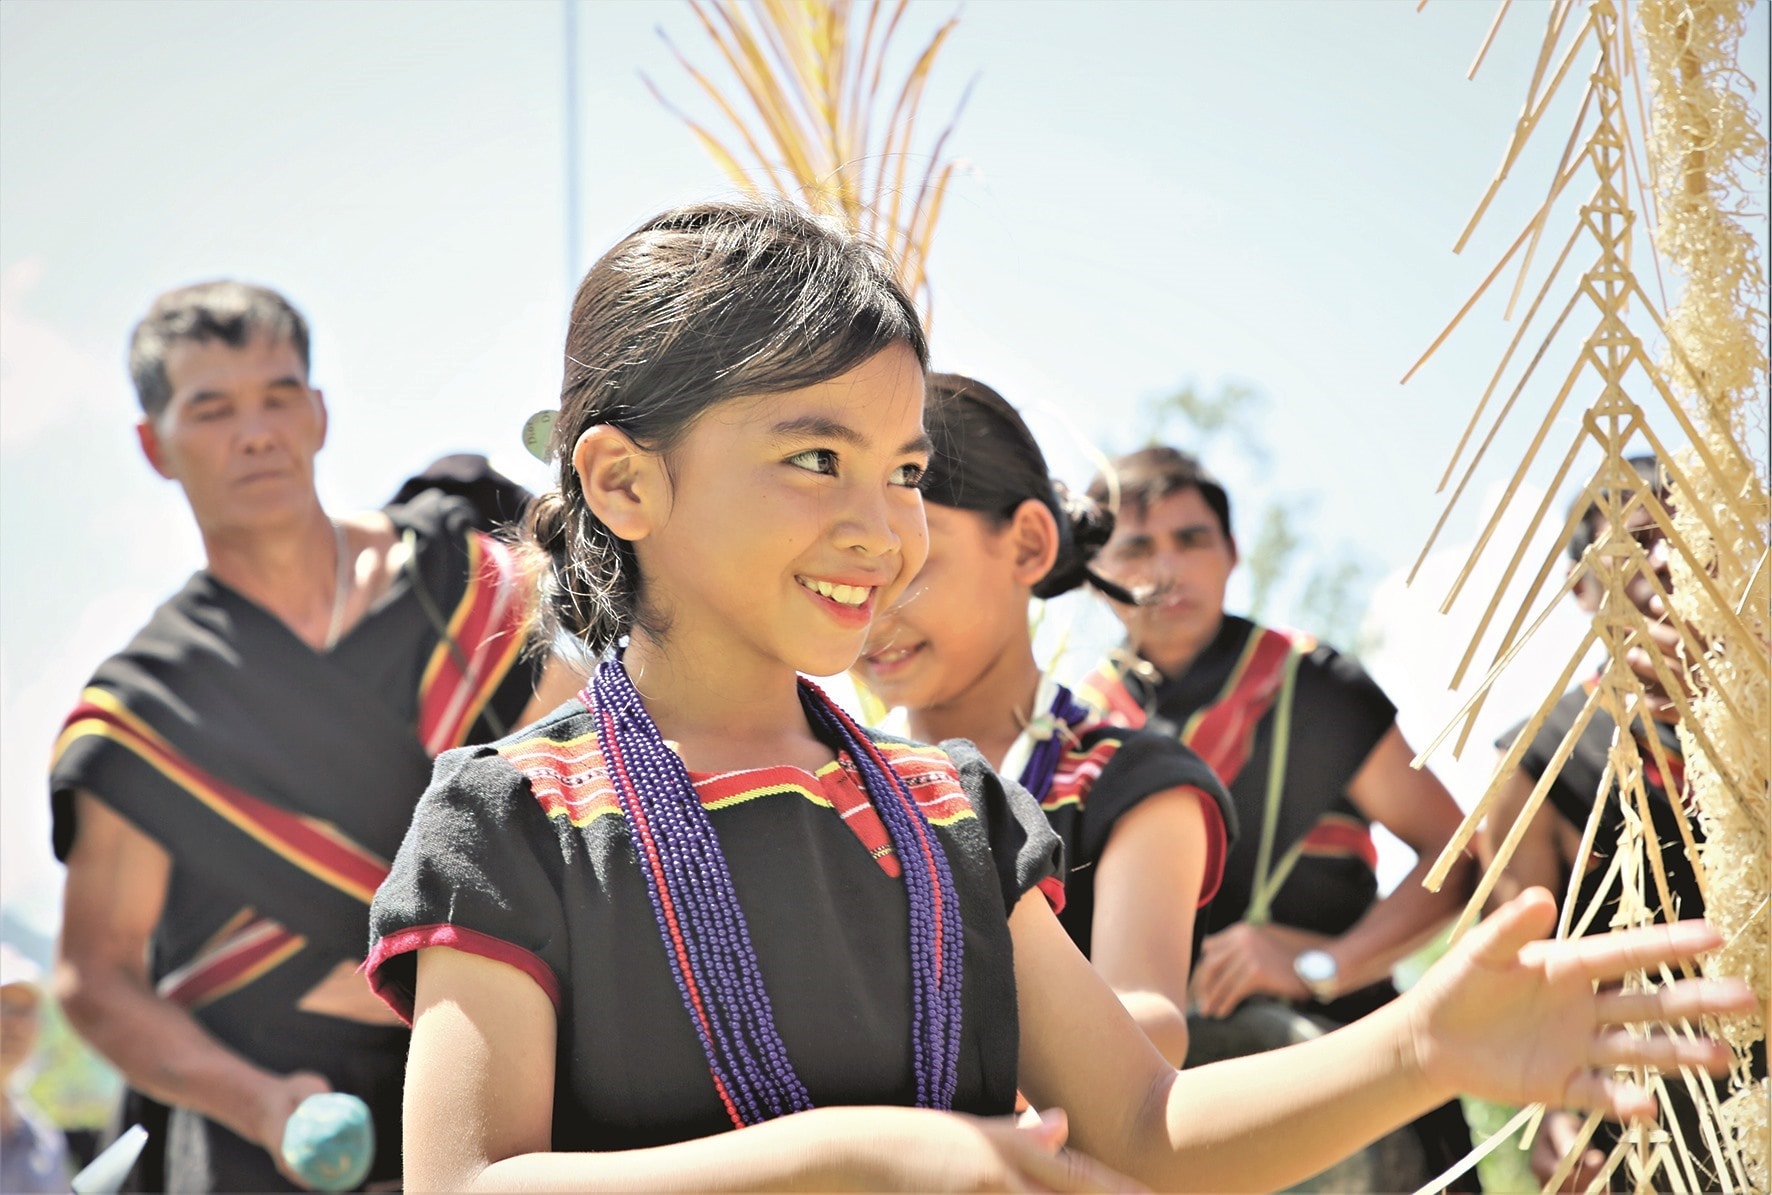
[363,199,1750,1193]
[853,374,1235,1066]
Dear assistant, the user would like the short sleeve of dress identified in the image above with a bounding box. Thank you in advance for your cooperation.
[937,737,1064,914]
[1082,731,1237,906]
[365,744,568,1024]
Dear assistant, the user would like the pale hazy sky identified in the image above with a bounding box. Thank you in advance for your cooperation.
[2,0,1765,926]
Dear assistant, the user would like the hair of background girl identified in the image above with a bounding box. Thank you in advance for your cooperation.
[521,197,929,658]
[919,373,1136,604]
[1086,445,1234,541]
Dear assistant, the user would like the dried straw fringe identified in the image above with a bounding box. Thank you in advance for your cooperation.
[647,0,969,326]
[1407,0,1767,1191]
[1641,0,1770,1187]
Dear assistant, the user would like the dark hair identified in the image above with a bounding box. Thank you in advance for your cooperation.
[1086,445,1233,541]
[921,374,1134,604]
[1567,454,1667,562]
[127,280,311,418]
[524,198,928,656]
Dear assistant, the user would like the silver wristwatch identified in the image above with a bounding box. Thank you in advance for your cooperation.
[1293,949,1339,1003]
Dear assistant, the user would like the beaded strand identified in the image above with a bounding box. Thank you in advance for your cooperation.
[801,679,966,1110]
[589,656,966,1124]
[1017,682,1092,803]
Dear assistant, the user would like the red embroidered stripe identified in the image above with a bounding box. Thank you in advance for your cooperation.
[1077,664,1148,730]
[1300,814,1378,870]
[503,729,976,882]
[417,533,533,755]
[157,913,306,1010]
[1041,738,1123,811]
[364,923,562,1026]
[53,689,390,904]
[1183,627,1296,785]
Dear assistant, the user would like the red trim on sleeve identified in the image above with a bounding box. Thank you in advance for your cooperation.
[362,923,560,1026]
[1037,874,1067,916]
[1185,786,1229,907]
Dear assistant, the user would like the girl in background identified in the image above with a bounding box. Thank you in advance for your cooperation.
[853,373,1234,1066]
[364,198,1749,1193]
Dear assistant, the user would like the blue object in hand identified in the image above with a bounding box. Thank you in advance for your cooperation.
[281,1092,375,1192]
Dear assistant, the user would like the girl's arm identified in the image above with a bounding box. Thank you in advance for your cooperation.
[1087,787,1210,1065]
[1015,884,1748,1194]
[403,946,1133,1193]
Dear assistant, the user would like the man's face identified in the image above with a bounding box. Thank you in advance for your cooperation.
[1092,486,1238,671]
[138,333,327,536]
[1578,501,1672,619]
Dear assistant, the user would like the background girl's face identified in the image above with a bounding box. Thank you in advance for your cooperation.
[633,342,932,683]
[854,503,1031,712]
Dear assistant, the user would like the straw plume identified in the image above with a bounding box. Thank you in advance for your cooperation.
[647,0,970,320]
[1408,0,1767,1188]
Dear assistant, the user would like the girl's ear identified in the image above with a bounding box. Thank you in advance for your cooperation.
[1008,498,1062,588]
[572,425,666,542]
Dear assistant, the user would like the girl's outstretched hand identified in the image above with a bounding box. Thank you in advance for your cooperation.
[1403,888,1754,1119]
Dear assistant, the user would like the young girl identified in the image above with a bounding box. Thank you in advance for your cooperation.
[364,198,1749,1193]
[852,373,1233,1067]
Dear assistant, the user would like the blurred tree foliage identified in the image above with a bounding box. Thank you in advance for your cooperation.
[1135,379,1375,654]
[26,995,121,1130]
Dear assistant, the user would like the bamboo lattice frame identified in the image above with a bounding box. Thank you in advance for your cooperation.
[1410,0,1768,1190]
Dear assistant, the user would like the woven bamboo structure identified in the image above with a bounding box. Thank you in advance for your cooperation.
[647,0,967,321]
[1408,0,1768,1190]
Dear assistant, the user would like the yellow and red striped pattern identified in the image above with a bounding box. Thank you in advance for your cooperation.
[501,728,976,877]
[417,532,533,756]
[1075,660,1149,730]
[1298,811,1378,870]
[156,908,307,1010]
[53,688,391,904]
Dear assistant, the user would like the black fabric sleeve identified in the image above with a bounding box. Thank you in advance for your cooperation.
[1291,643,1398,790]
[937,737,1064,913]
[365,745,570,1023]
[388,488,547,742]
[1078,731,1237,867]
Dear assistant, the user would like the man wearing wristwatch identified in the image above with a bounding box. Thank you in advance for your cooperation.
[1078,446,1478,1183]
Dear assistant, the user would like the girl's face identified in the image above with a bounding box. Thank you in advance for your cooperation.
[853,502,1032,712]
[635,342,932,683]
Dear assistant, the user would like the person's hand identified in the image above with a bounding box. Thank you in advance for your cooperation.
[1529,1109,1607,1191]
[1625,593,1694,713]
[1403,888,1752,1119]
[1191,922,1325,1017]
[852,1105,1144,1192]
[253,1069,333,1189]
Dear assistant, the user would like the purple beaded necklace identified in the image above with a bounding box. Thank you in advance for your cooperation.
[1016,682,1092,803]
[588,654,965,1126]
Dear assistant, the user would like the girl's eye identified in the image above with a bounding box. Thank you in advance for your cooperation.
[891,462,927,488]
[787,448,839,475]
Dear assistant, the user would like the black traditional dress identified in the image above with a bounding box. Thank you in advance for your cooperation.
[1503,679,1702,931]
[1079,616,1473,1183]
[49,490,542,1192]
[1502,679,1760,1190]
[366,702,1062,1150]
[995,677,1236,959]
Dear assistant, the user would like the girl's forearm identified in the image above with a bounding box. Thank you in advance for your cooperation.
[1129,999,1448,1193]
[432,1106,907,1194]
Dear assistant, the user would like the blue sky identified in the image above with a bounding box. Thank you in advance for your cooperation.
[3,0,1765,924]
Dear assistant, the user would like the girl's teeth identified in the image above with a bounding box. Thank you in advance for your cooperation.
[803,578,869,607]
